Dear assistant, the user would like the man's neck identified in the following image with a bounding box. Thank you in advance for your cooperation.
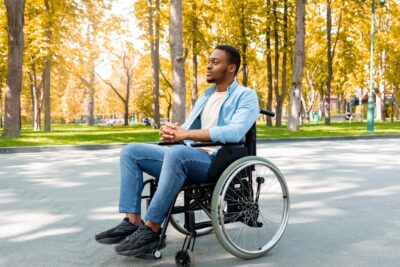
[215,78,235,92]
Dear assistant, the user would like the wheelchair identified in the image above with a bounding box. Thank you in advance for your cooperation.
[141,109,290,266]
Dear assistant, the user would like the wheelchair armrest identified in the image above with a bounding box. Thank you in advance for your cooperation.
[190,141,244,147]
[158,141,245,147]
[158,141,184,146]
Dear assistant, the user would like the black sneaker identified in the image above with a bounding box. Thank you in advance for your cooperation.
[95,218,140,245]
[114,224,162,256]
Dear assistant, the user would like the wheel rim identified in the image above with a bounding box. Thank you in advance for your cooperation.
[215,159,289,256]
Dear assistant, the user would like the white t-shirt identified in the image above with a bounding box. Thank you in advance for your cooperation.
[201,91,227,130]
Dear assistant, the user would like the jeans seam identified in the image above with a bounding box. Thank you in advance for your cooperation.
[124,150,164,163]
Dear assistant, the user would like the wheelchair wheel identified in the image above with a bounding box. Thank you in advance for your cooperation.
[211,156,290,259]
[170,191,213,237]
[175,250,194,267]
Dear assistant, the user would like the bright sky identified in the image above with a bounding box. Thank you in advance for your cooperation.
[111,0,144,48]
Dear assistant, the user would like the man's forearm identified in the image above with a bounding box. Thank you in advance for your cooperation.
[183,129,211,142]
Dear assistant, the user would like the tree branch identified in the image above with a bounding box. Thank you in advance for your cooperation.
[95,72,126,104]
[332,10,342,60]
[160,68,173,90]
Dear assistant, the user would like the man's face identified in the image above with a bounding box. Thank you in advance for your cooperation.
[206,49,235,83]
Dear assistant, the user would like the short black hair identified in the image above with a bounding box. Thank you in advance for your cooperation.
[215,44,241,75]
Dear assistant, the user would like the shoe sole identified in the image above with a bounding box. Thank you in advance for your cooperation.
[96,236,126,245]
[116,239,166,257]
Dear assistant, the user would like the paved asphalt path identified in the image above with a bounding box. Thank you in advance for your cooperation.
[1,139,399,267]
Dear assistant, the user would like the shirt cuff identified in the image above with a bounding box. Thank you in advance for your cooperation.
[208,127,225,143]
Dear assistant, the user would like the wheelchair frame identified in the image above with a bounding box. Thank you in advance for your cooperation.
[141,109,290,265]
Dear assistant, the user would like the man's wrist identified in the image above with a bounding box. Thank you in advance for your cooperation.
[182,129,190,140]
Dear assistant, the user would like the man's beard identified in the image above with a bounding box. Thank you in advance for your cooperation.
[206,77,216,83]
[206,68,228,84]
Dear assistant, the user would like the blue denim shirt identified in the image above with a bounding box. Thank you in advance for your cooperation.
[181,79,259,143]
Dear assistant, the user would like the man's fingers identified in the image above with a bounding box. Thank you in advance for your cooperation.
[165,122,177,129]
[160,132,175,140]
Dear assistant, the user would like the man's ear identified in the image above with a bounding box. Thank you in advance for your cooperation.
[228,64,236,74]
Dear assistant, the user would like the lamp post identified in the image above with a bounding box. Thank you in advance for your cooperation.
[366,0,386,133]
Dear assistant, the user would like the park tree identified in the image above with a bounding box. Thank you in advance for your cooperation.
[0,1,7,128]
[134,0,168,127]
[189,0,199,108]
[324,0,343,126]
[2,0,26,137]
[265,0,274,126]
[131,54,154,120]
[23,0,79,131]
[170,0,186,124]
[181,0,216,109]
[303,2,328,121]
[214,0,261,87]
[148,0,161,128]
[97,44,136,126]
[24,1,50,131]
[287,0,305,131]
[384,3,400,121]
[273,0,292,127]
[373,3,395,122]
[68,0,115,126]
[159,56,174,119]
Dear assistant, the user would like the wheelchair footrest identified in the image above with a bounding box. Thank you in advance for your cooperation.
[135,235,167,260]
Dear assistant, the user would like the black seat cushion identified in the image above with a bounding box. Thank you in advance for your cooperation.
[208,146,248,182]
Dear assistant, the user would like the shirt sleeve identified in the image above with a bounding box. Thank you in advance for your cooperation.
[208,89,259,143]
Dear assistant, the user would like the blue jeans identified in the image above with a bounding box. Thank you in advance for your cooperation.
[119,143,213,224]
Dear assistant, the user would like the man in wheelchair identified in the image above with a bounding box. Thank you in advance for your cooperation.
[95,44,259,257]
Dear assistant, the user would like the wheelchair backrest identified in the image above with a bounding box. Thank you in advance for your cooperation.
[245,123,257,156]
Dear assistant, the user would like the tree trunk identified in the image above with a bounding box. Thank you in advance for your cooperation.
[376,48,386,121]
[273,1,280,126]
[375,91,382,121]
[27,57,42,132]
[124,100,129,126]
[325,0,332,126]
[359,89,364,121]
[265,0,273,127]
[123,49,131,126]
[320,94,325,118]
[395,87,399,120]
[276,0,288,128]
[305,70,317,122]
[0,76,3,128]
[287,0,305,131]
[86,11,97,126]
[240,3,248,86]
[170,0,186,124]
[148,0,160,128]
[43,59,51,131]
[3,0,26,137]
[191,1,198,109]
[87,62,95,125]
[391,92,394,123]
[43,0,52,132]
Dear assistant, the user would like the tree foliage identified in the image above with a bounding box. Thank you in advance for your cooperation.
[1,0,400,135]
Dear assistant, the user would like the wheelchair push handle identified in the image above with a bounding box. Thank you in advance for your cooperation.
[260,109,275,117]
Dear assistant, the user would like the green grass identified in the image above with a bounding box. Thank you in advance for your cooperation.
[0,124,159,147]
[1,121,400,147]
[257,120,400,139]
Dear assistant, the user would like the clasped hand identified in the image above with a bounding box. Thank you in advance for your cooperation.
[159,122,186,142]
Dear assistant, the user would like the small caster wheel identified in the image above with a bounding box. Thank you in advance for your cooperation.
[153,250,162,259]
[175,250,194,267]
